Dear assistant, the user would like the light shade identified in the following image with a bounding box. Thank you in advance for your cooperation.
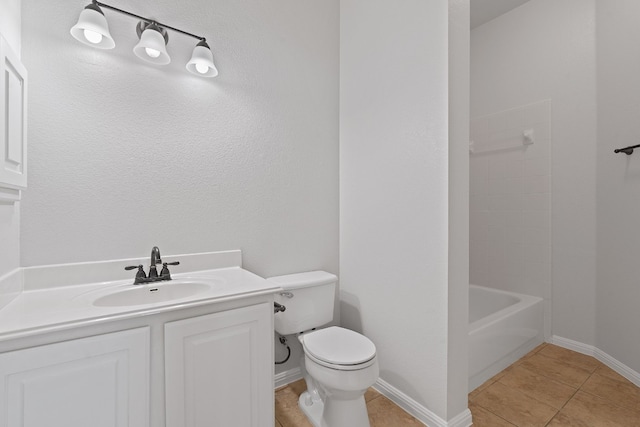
[186,41,218,77]
[70,3,115,49]
[133,22,171,65]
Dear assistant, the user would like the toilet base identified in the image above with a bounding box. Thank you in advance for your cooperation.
[298,390,371,427]
[299,391,323,427]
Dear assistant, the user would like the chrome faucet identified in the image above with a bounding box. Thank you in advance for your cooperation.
[124,246,180,285]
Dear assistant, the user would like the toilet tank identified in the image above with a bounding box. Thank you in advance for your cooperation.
[268,271,337,335]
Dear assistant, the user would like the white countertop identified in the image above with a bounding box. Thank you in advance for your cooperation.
[0,267,280,342]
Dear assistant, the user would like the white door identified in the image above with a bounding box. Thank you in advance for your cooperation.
[0,328,150,427]
[165,303,273,427]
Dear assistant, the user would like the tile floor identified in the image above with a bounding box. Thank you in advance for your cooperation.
[275,379,423,426]
[276,343,640,426]
[469,343,640,426]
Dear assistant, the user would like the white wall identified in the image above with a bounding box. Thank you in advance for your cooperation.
[0,0,21,279]
[471,0,597,344]
[0,0,20,53]
[448,0,471,418]
[20,0,339,281]
[595,0,640,374]
[341,0,467,421]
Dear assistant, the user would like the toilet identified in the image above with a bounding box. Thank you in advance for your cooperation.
[268,271,379,427]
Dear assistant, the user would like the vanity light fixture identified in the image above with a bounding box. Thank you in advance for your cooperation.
[70,3,115,49]
[70,1,219,77]
[133,21,170,65]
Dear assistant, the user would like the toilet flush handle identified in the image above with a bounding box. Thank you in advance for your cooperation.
[280,292,294,298]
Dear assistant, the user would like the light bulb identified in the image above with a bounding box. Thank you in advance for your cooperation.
[84,29,103,44]
[195,63,209,74]
[145,47,161,58]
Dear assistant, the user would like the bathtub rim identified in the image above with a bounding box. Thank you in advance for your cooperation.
[469,284,543,334]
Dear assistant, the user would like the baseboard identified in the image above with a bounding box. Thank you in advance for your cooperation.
[550,335,640,387]
[274,367,302,390]
[374,379,472,427]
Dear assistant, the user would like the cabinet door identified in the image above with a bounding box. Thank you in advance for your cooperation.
[165,303,274,427]
[0,328,150,427]
[0,34,27,190]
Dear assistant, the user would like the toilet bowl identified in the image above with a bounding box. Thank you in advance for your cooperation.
[298,327,379,427]
[268,271,379,427]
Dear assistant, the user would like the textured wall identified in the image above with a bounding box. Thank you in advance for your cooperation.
[340,0,453,419]
[471,0,597,345]
[596,0,640,374]
[20,0,339,281]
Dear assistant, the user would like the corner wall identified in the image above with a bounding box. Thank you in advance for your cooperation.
[448,0,471,419]
[340,0,468,421]
[595,0,640,374]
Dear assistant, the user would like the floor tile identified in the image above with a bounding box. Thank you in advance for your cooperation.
[497,365,577,409]
[537,344,601,372]
[556,390,640,427]
[366,395,424,427]
[468,401,516,427]
[365,387,382,402]
[275,380,419,427]
[581,372,640,411]
[547,411,595,427]
[519,342,548,361]
[473,381,557,427]
[275,386,313,427]
[519,353,591,388]
[594,363,635,384]
[469,376,499,401]
[287,379,308,396]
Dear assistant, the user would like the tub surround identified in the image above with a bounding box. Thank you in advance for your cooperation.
[0,250,280,342]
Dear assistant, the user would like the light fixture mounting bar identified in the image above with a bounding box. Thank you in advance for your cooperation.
[92,0,206,41]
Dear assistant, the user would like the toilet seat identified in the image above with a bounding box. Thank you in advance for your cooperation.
[302,326,377,371]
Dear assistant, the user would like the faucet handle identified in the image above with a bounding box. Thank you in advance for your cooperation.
[125,265,147,279]
[160,261,180,278]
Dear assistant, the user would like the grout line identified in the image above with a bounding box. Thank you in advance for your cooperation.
[477,404,519,427]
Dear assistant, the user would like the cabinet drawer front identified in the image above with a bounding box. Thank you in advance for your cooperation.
[0,327,150,427]
[165,303,274,427]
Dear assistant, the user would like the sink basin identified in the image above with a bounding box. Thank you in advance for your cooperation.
[93,280,212,307]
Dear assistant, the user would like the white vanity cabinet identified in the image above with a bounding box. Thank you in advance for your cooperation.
[165,302,274,427]
[0,327,150,427]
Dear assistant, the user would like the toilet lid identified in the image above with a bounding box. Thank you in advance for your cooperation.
[303,326,376,366]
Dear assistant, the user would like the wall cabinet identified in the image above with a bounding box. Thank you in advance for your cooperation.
[165,303,274,427]
[0,34,27,198]
[0,328,150,427]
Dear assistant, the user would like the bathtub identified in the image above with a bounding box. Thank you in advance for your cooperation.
[469,285,544,391]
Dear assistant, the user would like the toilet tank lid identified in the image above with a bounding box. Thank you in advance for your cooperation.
[267,271,337,290]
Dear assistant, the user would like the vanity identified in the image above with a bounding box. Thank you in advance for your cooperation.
[0,250,279,427]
